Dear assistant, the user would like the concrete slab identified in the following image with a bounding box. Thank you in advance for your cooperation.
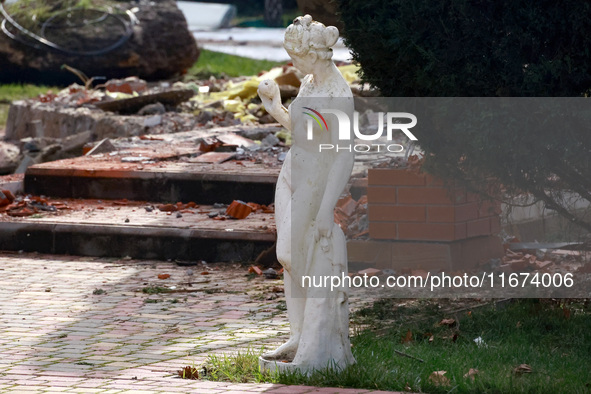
[178,1,237,31]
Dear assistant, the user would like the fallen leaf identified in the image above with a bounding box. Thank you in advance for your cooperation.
[200,271,210,275]
[439,318,456,327]
[157,274,170,280]
[464,368,479,381]
[563,307,571,320]
[513,364,532,375]
[177,365,199,380]
[429,370,450,386]
[428,335,434,343]
[404,383,412,391]
[402,329,413,343]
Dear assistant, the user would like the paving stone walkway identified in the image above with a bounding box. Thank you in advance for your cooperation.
[0,253,397,393]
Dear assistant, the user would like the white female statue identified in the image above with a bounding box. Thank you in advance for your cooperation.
[257,15,356,374]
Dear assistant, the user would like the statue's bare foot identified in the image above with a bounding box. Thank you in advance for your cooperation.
[262,338,299,361]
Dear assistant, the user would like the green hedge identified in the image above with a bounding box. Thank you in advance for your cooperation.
[338,0,591,233]
[338,0,591,97]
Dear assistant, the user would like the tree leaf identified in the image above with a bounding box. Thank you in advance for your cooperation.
[429,370,450,386]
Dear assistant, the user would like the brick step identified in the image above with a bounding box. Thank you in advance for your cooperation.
[25,156,279,205]
[0,198,275,262]
[6,123,371,261]
[22,124,285,204]
[24,154,368,205]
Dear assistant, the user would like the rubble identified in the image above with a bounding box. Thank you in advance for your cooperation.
[216,133,256,149]
[334,193,369,240]
[14,155,38,175]
[226,200,253,219]
[85,138,116,156]
[357,268,382,277]
[138,102,166,116]
[2,60,371,181]
[249,266,263,275]
[143,115,162,128]
[191,152,235,164]
[263,267,279,279]
[0,194,69,217]
[105,77,148,95]
[95,89,194,114]
[0,189,15,207]
[0,141,20,174]
[0,174,24,196]
[62,130,93,153]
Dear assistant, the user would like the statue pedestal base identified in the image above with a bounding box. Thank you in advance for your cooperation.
[259,356,299,374]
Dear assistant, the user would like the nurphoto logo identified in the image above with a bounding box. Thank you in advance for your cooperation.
[304,108,418,153]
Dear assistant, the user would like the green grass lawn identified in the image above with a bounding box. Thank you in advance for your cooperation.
[0,83,59,104]
[202,299,591,393]
[186,49,284,79]
[0,84,60,129]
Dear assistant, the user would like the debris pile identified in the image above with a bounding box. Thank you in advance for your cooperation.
[0,193,69,217]
[155,201,199,213]
[494,242,591,274]
[3,60,376,177]
[335,193,369,239]
[248,265,284,279]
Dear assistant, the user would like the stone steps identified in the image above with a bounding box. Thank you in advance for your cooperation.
[1,125,285,261]
[1,123,377,264]
[0,197,276,262]
[25,159,278,204]
[23,125,282,204]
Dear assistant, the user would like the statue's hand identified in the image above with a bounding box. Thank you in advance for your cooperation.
[314,210,334,244]
[258,79,281,113]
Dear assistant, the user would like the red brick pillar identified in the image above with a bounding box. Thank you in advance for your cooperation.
[368,168,501,241]
[350,168,504,270]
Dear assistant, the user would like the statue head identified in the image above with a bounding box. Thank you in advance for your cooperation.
[284,14,339,61]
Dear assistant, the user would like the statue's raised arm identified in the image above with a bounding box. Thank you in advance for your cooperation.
[258,79,291,131]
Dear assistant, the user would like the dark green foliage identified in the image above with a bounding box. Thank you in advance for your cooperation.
[338,0,591,97]
[338,0,591,232]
